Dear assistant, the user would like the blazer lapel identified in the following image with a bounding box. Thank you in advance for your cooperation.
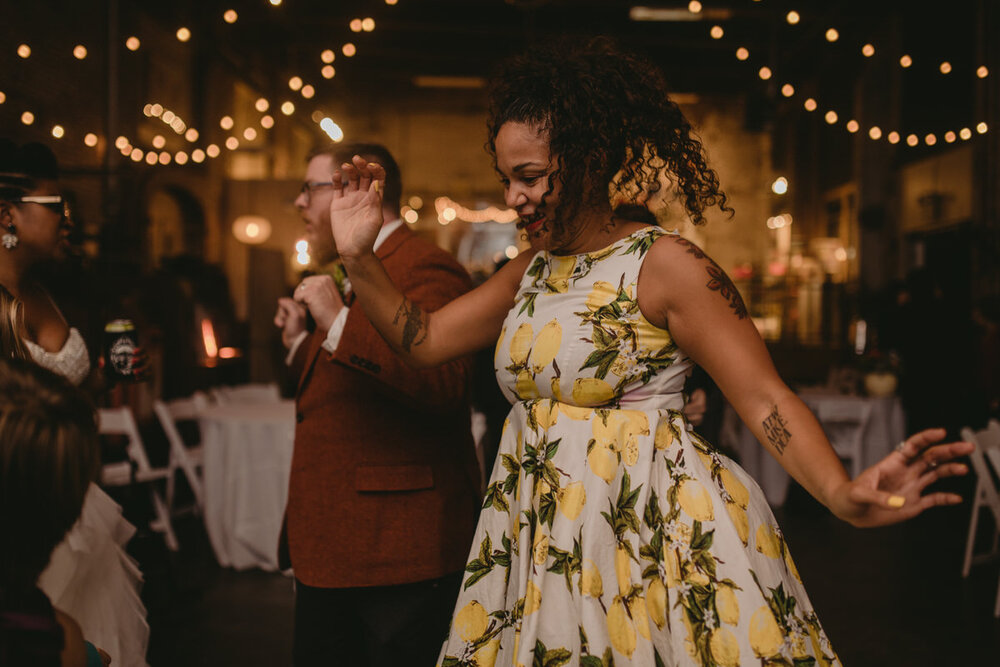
[295,330,327,398]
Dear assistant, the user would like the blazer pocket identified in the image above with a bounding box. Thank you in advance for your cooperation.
[355,464,435,492]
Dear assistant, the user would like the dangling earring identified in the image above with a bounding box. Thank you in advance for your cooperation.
[2,223,17,250]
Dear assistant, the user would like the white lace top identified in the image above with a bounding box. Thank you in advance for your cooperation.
[24,327,91,386]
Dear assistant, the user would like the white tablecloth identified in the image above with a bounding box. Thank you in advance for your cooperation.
[720,391,905,506]
[199,400,295,571]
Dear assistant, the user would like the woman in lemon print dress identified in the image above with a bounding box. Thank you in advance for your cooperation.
[324,39,973,666]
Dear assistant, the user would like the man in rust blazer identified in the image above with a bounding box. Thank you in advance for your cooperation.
[274,143,481,666]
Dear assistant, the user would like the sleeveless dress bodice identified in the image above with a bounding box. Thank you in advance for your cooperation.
[24,327,90,386]
[438,227,840,666]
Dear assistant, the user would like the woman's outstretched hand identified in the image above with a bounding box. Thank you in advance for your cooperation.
[831,428,974,527]
[329,155,386,262]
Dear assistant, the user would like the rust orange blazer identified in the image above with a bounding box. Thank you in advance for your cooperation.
[281,225,481,588]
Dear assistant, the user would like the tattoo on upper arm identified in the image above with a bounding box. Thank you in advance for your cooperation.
[675,237,749,320]
[392,299,428,353]
[762,405,792,455]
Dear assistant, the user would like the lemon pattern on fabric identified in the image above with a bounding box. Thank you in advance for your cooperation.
[439,226,840,666]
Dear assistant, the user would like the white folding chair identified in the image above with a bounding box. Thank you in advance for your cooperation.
[960,420,1000,616]
[98,406,179,551]
[810,397,874,479]
[210,382,280,405]
[153,392,210,517]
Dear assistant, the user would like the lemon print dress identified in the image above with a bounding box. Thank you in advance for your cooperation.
[439,227,840,667]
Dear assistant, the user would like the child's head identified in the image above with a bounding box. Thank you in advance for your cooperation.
[0,284,28,361]
[0,358,99,589]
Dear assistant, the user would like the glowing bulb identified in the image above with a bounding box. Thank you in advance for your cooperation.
[223,9,238,23]
[940,61,952,74]
[350,18,363,32]
[225,137,239,150]
[185,128,199,142]
[688,1,702,13]
[736,47,749,61]
[977,122,988,134]
[150,103,163,116]
[296,252,310,266]
[758,67,772,80]
[175,151,189,164]
[786,11,800,24]
[960,127,972,140]
[243,128,258,141]
[404,209,419,223]
[977,66,989,78]
[176,27,191,42]
[408,196,423,209]
[925,134,937,146]
[288,76,303,91]
[162,110,176,124]
[145,151,158,165]
[319,117,344,142]
[84,133,98,147]
[295,240,309,253]
[17,44,31,59]
[846,120,859,133]
[126,37,140,51]
[206,144,221,158]
[342,43,356,57]
[505,245,519,260]
[887,132,900,144]
[906,134,919,146]
[152,135,166,149]
[442,207,457,221]
[159,152,171,165]
[192,149,206,162]
[20,111,34,125]
[321,49,335,63]
[281,101,295,115]
[73,45,87,59]
[771,177,788,195]
[804,98,817,112]
[900,55,912,68]
[710,25,723,39]
[130,148,143,162]
[861,43,875,57]
[51,125,65,139]
[270,0,282,5]
[781,84,794,97]
[301,85,315,99]
[361,18,375,31]
[944,131,956,143]
[322,65,336,79]
[0,91,5,104]
[825,28,839,42]
[386,0,398,4]
[868,126,882,140]
[824,110,838,124]
[115,136,130,149]
[255,98,269,112]
[220,115,234,130]
[261,115,274,129]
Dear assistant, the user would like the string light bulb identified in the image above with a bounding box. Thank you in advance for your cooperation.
[220,116,234,130]
[20,111,34,125]
[342,43,356,57]
[185,128,199,142]
[126,37,140,51]
[281,101,295,115]
[84,133,98,147]
[868,126,882,140]
[758,67,772,80]
[977,122,988,134]
[846,120,859,133]
[939,61,952,74]
[824,110,838,124]
[73,45,87,60]
[887,132,900,144]
[906,134,919,146]
[861,43,875,57]
[301,85,315,99]
[977,66,989,78]
[735,47,749,61]
[288,76,303,91]
[786,11,800,25]
[361,18,375,31]
[51,125,65,139]
[944,131,957,143]
[900,55,912,68]
[825,28,839,42]
[223,9,238,23]
[804,98,817,112]
[17,44,31,59]
[322,65,336,79]
[781,84,795,97]
[688,1,703,13]
[321,49,335,63]
[176,27,191,42]
[710,25,724,39]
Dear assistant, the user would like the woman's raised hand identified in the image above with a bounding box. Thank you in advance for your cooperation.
[329,155,387,261]
[833,427,974,527]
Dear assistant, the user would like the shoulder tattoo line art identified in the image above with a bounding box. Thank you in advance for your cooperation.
[761,404,792,456]
[675,237,749,320]
[393,298,428,352]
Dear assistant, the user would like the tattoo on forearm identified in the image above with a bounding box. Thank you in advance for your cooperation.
[675,237,749,320]
[392,299,428,352]
[762,405,792,455]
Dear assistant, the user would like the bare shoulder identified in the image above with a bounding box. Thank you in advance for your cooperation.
[493,249,537,289]
[642,232,749,321]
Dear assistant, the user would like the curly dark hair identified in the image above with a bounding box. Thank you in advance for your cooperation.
[486,37,731,247]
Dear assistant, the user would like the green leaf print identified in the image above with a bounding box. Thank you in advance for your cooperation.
[623,231,659,258]
[518,291,539,317]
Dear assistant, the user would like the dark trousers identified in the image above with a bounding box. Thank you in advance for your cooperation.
[293,571,463,667]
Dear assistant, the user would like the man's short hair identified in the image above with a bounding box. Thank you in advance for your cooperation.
[309,142,402,214]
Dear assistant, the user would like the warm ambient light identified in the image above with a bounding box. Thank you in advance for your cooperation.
[361,18,375,31]
[185,128,199,142]
[900,55,912,68]
[824,110,838,124]
[20,111,34,125]
[321,49,335,63]
[261,115,274,129]
[350,18,363,32]
[176,27,191,42]
[342,43,356,57]
[243,128,257,141]
[944,131,956,143]
[223,9,238,23]
[255,98,269,112]
[868,126,882,140]
[825,28,839,42]
[125,37,141,51]
[225,137,239,150]
[758,67,772,80]
[73,45,87,59]
[781,84,794,97]
[977,66,989,78]
[887,132,900,144]
[322,66,336,79]
[220,115,234,130]
[906,134,919,147]
[301,85,315,99]
[152,135,166,149]
[804,98,817,112]
[51,125,65,139]
[281,101,295,115]
[201,319,218,358]
[771,177,788,195]
[288,76,303,91]
[735,47,749,61]
[861,43,875,57]
[786,11,800,24]
[940,61,952,74]
[175,151,189,164]
[688,1,702,13]
[232,215,272,244]
[710,25,723,39]
[192,149,206,162]
[84,133,98,147]
[846,120,860,133]
[17,44,31,58]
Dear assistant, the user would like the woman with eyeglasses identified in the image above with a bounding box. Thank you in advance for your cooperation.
[0,139,149,667]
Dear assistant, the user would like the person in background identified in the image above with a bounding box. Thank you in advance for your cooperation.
[272,142,481,666]
[324,39,973,664]
[0,358,111,666]
[0,139,148,666]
